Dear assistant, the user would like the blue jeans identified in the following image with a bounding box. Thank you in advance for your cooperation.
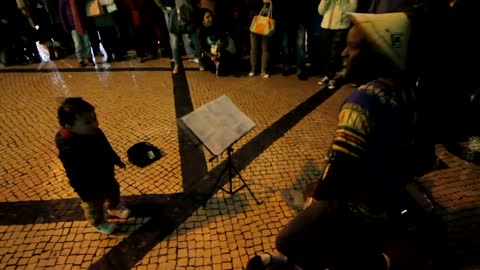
[321,28,348,79]
[71,30,92,61]
[163,10,201,64]
[182,32,200,60]
[281,24,306,74]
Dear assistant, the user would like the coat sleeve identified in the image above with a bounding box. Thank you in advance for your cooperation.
[98,129,122,165]
[58,0,68,32]
[318,0,330,15]
[59,146,97,201]
[346,0,358,13]
[331,101,372,159]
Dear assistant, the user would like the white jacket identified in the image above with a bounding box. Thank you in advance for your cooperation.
[318,0,358,30]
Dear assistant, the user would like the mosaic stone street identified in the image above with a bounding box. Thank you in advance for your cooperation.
[0,55,479,270]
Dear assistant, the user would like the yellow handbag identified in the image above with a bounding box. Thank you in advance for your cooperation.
[86,0,105,17]
[249,3,275,37]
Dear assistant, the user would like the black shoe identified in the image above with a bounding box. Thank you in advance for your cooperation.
[105,54,114,63]
[79,61,87,67]
[246,255,266,270]
[87,58,95,66]
[246,253,293,270]
[297,72,308,80]
[282,67,291,76]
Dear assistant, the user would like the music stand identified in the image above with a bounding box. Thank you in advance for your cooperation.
[178,95,261,204]
[208,145,261,204]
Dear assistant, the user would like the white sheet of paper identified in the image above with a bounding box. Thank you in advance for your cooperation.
[179,95,256,156]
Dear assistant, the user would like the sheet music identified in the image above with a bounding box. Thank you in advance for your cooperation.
[179,95,256,156]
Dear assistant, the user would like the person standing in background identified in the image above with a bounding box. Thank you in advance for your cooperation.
[155,0,203,74]
[59,0,93,67]
[317,0,357,89]
[248,0,273,78]
[277,0,310,80]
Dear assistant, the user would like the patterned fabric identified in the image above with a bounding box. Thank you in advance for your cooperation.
[357,81,399,108]
[331,80,400,159]
[332,102,371,158]
[317,80,416,210]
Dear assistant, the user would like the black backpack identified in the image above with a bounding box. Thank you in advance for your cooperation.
[127,142,162,168]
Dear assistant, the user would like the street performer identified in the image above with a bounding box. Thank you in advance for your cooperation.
[275,12,417,270]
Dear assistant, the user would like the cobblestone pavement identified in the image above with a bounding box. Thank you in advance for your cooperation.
[0,55,479,270]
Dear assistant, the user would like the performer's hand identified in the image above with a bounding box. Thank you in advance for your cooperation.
[303,196,316,209]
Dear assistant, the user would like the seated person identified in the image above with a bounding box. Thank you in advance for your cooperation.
[248,12,422,270]
[198,8,235,76]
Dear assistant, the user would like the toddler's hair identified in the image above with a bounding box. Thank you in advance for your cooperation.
[57,97,95,127]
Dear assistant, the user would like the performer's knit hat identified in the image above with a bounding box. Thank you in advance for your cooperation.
[348,12,411,71]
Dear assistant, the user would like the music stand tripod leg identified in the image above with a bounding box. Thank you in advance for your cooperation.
[230,160,262,205]
[205,147,262,205]
[205,158,230,205]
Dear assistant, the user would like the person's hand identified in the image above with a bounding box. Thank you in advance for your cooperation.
[116,161,126,169]
[263,0,271,4]
[211,55,217,61]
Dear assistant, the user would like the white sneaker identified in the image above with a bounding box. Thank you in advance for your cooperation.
[261,73,270,78]
[93,222,116,234]
[318,76,329,85]
[188,58,200,64]
[107,204,131,219]
[248,72,255,77]
[327,79,336,89]
[172,64,180,74]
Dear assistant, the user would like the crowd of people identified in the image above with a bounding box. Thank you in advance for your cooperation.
[2,0,426,82]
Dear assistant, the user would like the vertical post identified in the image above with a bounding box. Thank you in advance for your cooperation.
[228,147,234,193]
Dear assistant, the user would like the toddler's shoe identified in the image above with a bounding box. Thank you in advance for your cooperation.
[93,222,116,234]
[108,204,131,219]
